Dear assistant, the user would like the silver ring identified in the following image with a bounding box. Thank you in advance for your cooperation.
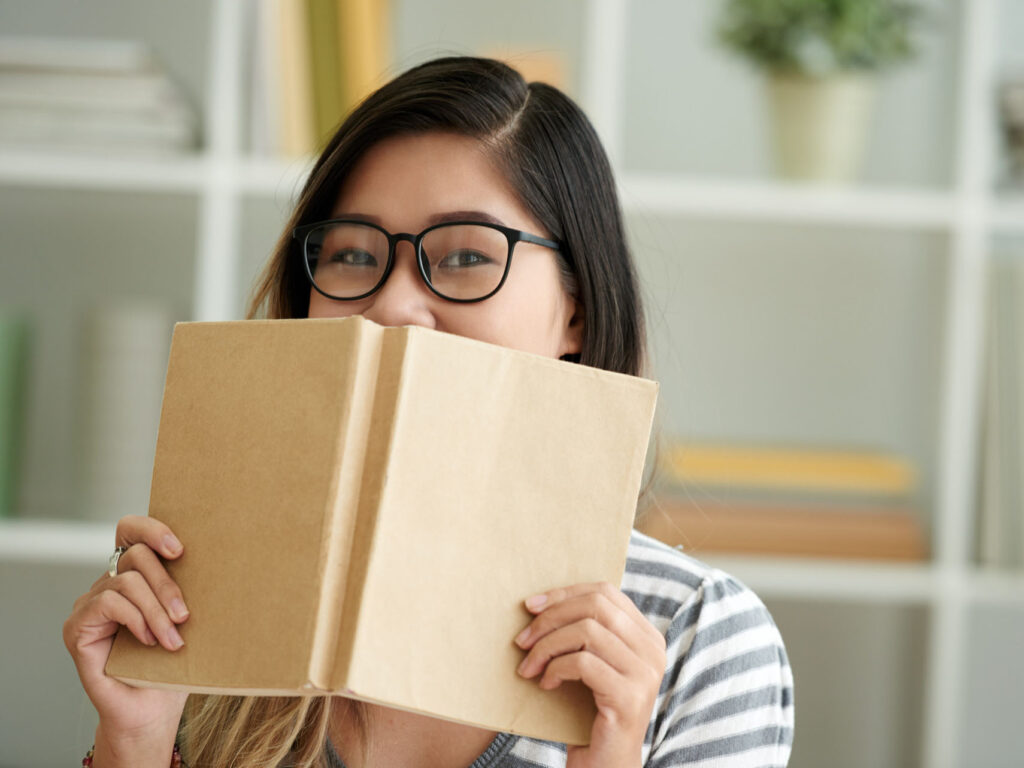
[108,545,129,577]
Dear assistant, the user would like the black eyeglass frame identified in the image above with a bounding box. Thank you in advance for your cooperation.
[291,218,563,303]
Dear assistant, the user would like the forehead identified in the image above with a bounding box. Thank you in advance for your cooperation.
[330,132,542,233]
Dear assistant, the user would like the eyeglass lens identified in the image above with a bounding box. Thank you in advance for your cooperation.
[305,222,510,301]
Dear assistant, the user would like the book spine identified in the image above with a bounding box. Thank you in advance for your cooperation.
[641,499,928,561]
[338,0,389,115]
[330,327,410,690]
[0,36,153,73]
[306,0,342,149]
[307,320,381,688]
[275,0,315,157]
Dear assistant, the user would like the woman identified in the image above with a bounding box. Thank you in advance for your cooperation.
[64,56,794,768]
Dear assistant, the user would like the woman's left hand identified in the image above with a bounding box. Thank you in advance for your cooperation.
[514,581,668,768]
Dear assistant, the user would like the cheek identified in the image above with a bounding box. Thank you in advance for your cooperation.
[444,283,567,357]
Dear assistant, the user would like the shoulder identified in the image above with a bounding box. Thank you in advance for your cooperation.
[622,529,762,632]
[622,528,717,620]
[624,529,795,767]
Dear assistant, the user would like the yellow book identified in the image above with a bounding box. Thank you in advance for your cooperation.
[307,0,343,148]
[337,0,390,116]
[664,442,917,497]
[276,0,316,157]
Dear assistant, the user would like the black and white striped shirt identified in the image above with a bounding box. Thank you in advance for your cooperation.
[327,529,795,767]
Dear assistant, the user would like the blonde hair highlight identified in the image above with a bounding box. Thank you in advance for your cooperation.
[178,695,370,768]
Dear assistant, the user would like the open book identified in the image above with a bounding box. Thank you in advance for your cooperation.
[105,316,658,745]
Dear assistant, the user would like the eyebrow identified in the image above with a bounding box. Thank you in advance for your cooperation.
[333,210,507,228]
[427,210,505,227]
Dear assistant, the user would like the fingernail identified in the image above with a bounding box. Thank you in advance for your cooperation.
[170,599,189,622]
[514,627,531,647]
[168,626,185,650]
[525,594,548,611]
[163,535,183,555]
[144,628,157,646]
[517,657,531,676]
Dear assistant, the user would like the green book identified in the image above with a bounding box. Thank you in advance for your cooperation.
[0,315,29,517]
[307,0,344,150]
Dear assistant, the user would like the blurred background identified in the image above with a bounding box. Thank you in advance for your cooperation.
[0,0,1022,766]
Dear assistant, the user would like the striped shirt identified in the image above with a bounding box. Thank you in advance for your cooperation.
[326,529,795,767]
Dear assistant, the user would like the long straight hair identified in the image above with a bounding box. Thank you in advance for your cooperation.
[184,56,648,767]
[247,55,645,377]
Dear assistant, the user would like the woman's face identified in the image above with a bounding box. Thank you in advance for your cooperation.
[307,132,583,359]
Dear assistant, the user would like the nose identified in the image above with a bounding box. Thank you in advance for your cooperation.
[361,241,437,329]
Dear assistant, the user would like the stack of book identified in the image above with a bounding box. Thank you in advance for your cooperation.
[640,440,928,561]
[0,36,197,156]
[78,300,173,523]
[248,0,390,158]
[977,252,1024,569]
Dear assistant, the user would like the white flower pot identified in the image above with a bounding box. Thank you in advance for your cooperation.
[766,71,875,183]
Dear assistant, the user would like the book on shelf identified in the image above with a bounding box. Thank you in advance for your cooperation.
[647,439,926,560]
[308,0,344,147]
[638,497,928,561]
[0,315,29,518]
[662,440,917,499]
[250,0,390,157]
[77,300,173,524]
[977,252,1024,569]
[335,0,391,121]
[105,316,658,745]
[0,36,197,155]
[0,35,153,73]
[0,104,195,154]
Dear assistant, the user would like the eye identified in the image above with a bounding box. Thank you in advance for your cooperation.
[436,250,492,269]
[328,248,378,268]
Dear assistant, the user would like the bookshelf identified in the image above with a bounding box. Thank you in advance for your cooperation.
[0,1,1021,767]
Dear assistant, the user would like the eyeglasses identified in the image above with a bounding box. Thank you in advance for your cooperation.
[291,219,563,303]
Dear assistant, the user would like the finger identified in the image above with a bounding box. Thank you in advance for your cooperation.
[65,590,157,695]
[526,582,656,633]
[536,649,622,694]
[115,515,183,560]
[65,589,156,655]
[517,617,639,679]
[116,543,190,623]
[107,570,185,651]
[517,588,664,661]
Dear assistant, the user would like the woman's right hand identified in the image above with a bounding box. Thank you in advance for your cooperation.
[63,515,191,765]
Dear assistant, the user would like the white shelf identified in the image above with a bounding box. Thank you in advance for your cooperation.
[0,150,965,232]
[0,146,1012,239]
[0,148,208,193]
[966,569,1024,605]
[0,519,114,566]
[619,173,957,229]
[709,555,938,604]
[5,517,1022,608]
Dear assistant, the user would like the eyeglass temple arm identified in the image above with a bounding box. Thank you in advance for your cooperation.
[517,231,562,252]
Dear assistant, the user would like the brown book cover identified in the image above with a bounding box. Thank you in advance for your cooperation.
[104,316,658,745]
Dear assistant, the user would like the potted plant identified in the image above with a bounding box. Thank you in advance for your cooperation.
[717,0,926,183]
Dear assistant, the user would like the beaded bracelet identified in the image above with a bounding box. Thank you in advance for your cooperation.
[82,743,182,767]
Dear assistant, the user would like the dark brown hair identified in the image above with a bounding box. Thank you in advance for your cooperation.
[248,55,646,377]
